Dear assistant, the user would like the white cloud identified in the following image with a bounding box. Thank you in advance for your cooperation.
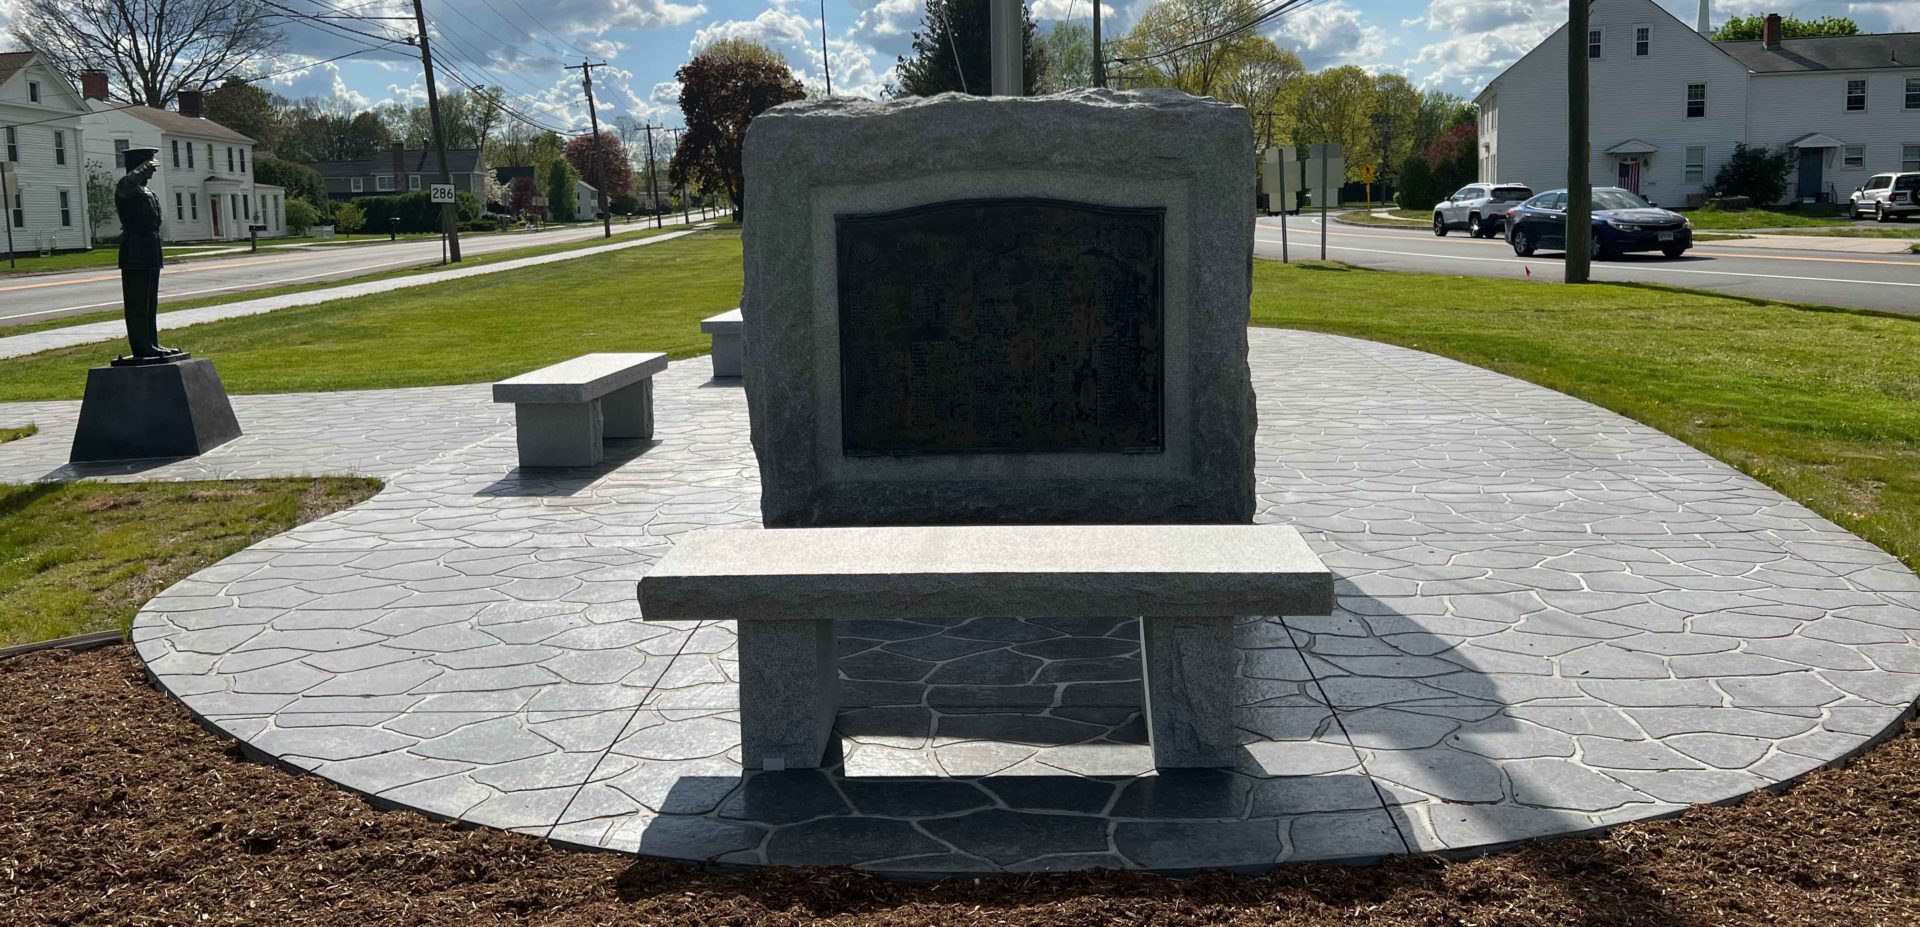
[853,0,924,38]
[1268,0,1392,70]
[1410,0,1539,34]
[688,8,819,54]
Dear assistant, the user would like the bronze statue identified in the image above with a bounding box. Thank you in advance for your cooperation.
[114,147,181,362]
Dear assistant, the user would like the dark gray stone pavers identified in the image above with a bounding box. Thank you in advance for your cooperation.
[6,329,1908,874]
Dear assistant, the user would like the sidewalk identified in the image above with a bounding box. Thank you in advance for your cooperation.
[1697,233,1917,255]
[0,227,703,361]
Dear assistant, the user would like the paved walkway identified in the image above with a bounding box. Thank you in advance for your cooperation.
[0,227,701,361]
[6,330,1917,875]
[1701,233,1916,254]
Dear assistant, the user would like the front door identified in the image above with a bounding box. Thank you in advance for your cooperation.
[210,193,222,238]
[1617,159,1641,194]
[1797,149,1824,201]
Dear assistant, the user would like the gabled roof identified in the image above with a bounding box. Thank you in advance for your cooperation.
[1718,32,1920,73]
[1606,138,1660,154]
[1786,132,1848,149]
[304,148,484,179]
[106,103,257,144]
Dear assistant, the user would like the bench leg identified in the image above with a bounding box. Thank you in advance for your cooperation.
[710,332,742,378]
[1140,616,1238,768]
[513,401,603,468]
[737,619,838,770]
[601,379,654,439]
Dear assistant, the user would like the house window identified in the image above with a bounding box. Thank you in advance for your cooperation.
[1588,28,1603,59]
[1844,146,1865,169]
[170,140,180,168]
[1906,145,1920,172]
[1909,78,1920,110]
[1685,145,1706,182]
[206,144,213,171]
[53,130,65,165]
[1847,79,1867,112]
[113,138,128,168]
[187,142,195,169]
[189,192,198,220]
[376,175,394,191]
[239,149,247,173]
[1685,83,1706,118]
[1635,26,1650,57]
[409,174,422,191]
[28,81,39,103]
[9,190,20,229]
[59,190,71,226]
[4,126,16,162]
[351,177,364,193]
[175,191,184,220]
[226,147,234,172]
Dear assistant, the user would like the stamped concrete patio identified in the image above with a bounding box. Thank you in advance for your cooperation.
[7,329,1918,875]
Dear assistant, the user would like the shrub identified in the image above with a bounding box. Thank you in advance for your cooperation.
[350,191,485,234]
[1710,143,1792,206]
[285,198,320,235]
[255,158,328,210]
[332,202,366,234]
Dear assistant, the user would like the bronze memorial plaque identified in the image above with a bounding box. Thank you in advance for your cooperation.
[837,199,1165,457]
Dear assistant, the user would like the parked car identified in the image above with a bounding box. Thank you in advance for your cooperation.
[1432,183,1534,238]
[1507,187,1692,259]
[1848,172,1919,222]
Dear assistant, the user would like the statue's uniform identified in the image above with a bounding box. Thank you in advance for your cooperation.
[114,168,167,357]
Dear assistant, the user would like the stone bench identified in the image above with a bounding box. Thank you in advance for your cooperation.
[493,352,668,468]
[701,309,742,378]
[638,524,1333,771]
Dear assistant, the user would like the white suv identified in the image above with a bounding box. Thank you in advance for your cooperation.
[1849,172,1919,221]
[1433,183,1534,238]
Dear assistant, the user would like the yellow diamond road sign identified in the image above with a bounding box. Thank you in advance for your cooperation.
[1358,164,1378,184]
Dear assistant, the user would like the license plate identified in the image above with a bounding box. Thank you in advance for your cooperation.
[1657,232,1675,241]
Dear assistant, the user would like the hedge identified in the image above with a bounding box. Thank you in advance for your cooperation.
[349,190,485,233]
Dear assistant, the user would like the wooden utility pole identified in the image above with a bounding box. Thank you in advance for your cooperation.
[566,60,613,239]
[641,124,663,229]
[1092,0,1105,87]
[410,0,460,262]
[819,0,833,96]
[668,127,691,226]
[989,0,1022,95]
[1565,0,1592,283]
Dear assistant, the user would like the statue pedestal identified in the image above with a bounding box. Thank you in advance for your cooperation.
[69,357,242,462]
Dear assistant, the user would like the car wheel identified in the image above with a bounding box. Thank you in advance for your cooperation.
[1468,214,1483,237]
[1661,246,1686,259]
[1878,202,1892,223]
[1512,229,1534,256]
[1433,213,1448,236]
[1589,235,1606,261]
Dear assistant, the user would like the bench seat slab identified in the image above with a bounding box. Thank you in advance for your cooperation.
[738,619,838,770]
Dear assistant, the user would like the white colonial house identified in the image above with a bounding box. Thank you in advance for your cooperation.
[0,50,95,256]
[81,76,287,243]
[1476,1,1920,206]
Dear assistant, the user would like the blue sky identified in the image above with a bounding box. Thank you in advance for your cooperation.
[3,0,1914,134]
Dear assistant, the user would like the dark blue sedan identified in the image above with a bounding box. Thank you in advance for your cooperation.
[1506,187,1693,259]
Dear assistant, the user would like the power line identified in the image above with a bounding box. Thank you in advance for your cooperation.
[1108,0,1329,68]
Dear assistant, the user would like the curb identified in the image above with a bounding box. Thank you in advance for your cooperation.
[0,629,127,661]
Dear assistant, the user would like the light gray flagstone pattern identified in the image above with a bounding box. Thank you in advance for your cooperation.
[2,329,1908,875]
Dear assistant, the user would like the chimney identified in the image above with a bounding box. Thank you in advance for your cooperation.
[1763,13,1783,48]
[392,142,405,180]
[79,69,109,102]
[1696,0,1711,35]
[177,89,203,117]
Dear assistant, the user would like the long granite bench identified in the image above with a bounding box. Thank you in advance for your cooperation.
[493,352,668,468]
[700,309,742,378]
[638,524,1333,770]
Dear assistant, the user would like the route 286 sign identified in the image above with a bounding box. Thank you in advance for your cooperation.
[429,183,456,204]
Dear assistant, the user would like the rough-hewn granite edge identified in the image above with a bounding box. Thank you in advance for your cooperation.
[740,89,1256,528]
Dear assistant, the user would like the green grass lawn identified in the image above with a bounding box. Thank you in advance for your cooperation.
[0,230,743,399]
[0,225,706,339]
[0,478,379,645]
[2,245,235,276]
[1765,226,1920,240]
[1253,261,1920,572]
[0,424,36,444]
[1684,205,1853,230]
[1332,208,1431,227]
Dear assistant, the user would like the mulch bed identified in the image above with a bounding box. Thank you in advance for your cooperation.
[4,646,1918,926]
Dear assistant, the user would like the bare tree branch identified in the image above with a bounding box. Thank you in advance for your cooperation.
[15,0,283,107]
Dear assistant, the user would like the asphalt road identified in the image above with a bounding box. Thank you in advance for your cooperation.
[0,212,716,328]
[1256,214,1920,316]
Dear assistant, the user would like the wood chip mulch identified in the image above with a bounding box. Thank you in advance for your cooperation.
[4,645,1918,926]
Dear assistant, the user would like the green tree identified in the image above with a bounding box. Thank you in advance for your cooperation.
[1710,143,1793,204]
[1713,14,1859,41]
[284,197,319,235]
[1112,0,1268,97]
[84,160,116,233]
[1409,90,1468,156]
[1038,20,1092,93]
[545,156,579,220]
[332,202,365,234]
[205,78,278,149]
[1368,73,1421,185]
[668,39,805,219]
[1293,65,1377,181]
[254,157,326,209]
[1217,41,1304,149]
[893,0,1045,96]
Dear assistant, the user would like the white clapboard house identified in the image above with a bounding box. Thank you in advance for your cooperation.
[0,50,95,256]
[1475,0,1920,205]
[81,75,287,243]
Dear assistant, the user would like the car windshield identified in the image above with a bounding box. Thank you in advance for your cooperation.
[1592,189,1652,210]
[1491,186,1532,200]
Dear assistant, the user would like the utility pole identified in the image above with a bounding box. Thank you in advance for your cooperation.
[409,0,460,262]
[641,124,663,229]
[668,127,691,226]
[566,60,613,239]
[1565,0,1592,283]
[818,0,833,96]
[1092,0,1104,88]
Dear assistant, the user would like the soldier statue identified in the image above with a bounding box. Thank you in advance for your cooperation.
[114,146,182,362]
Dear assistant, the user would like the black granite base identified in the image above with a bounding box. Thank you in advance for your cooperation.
[69,357,242,462]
